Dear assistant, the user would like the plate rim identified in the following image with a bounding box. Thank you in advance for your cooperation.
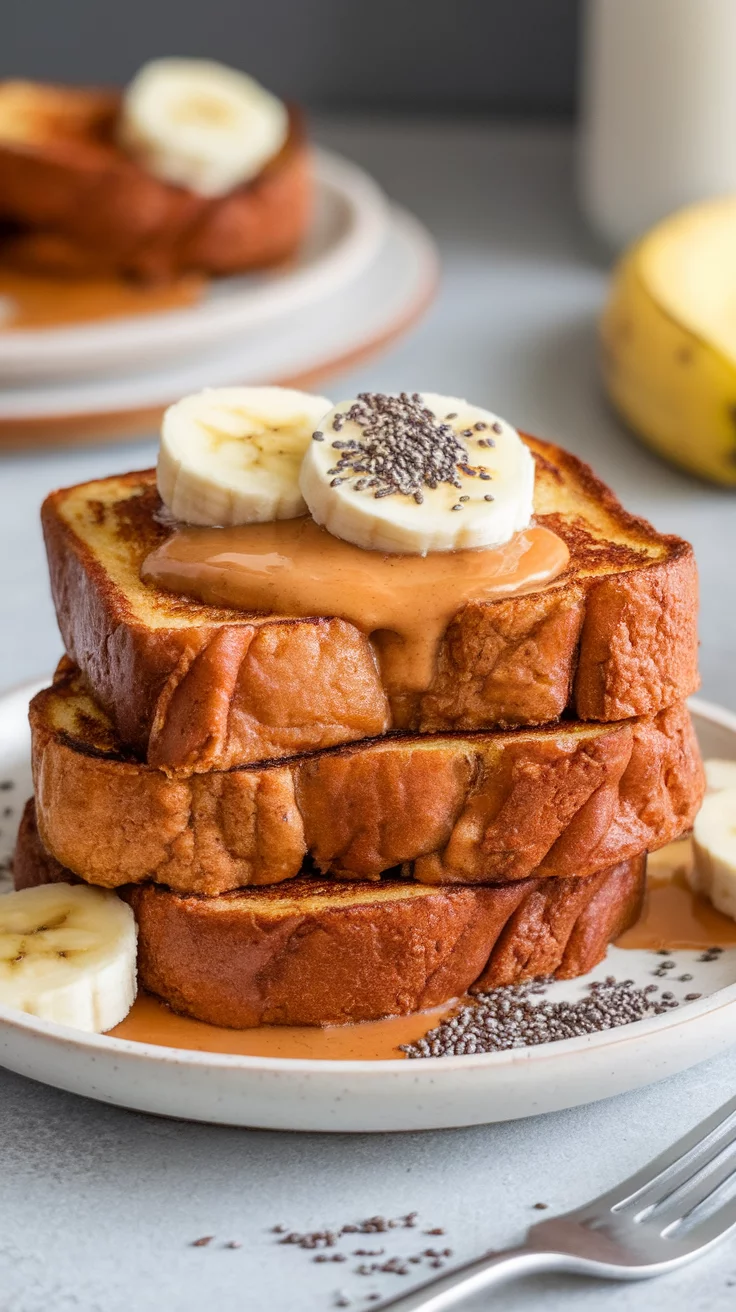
[0,148,389,371]
[0,684,733,1077]
[0,204,439,447]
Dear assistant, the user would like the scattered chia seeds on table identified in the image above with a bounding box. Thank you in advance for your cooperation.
[400,978,669,1058]
[272,1213,453,1305]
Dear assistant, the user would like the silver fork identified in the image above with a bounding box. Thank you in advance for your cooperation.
[376,1094,736,1310]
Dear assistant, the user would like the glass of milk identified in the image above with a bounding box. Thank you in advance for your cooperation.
[579,0,736,250]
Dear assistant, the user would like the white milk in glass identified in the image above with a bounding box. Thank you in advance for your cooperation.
[579,0,736,250]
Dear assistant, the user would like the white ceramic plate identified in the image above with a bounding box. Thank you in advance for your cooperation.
[0,204,437,449]
[1,683,735,1133]
[0,149,389,383]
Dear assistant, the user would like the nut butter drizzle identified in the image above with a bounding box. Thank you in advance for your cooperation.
[0,269,205,330]
[110,991,458,1061]
[617,840,736,951]
[142,518,569,693]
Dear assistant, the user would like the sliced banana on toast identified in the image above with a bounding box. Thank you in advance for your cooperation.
[157,386,535,551]
[118,58,289,197]
[300,391,534,553]
[157,386,332,525]
[0,884,136,1031]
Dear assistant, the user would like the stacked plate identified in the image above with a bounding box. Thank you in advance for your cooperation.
[0,149,438,448]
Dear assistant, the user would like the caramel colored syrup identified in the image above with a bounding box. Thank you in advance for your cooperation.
[109,992,458,1061]
[0,269,205,329]
[143,519,569,693]
[616,840,736,951]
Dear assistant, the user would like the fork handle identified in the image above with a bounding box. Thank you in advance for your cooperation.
[373,1245,578,1310]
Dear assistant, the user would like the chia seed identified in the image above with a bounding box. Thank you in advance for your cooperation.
[400,978,662,1058]
[325,393,484,501]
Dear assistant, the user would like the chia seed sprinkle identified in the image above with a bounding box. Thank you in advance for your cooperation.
[400,978,662,1058]
[491,421,503,434]
[312,431,324,442]
[685,993,703,1001]
[325,393,479,501]
[484,494,495,501]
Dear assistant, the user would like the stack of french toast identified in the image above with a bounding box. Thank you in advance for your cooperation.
[13,386,705,1032]
[0,61,310,282]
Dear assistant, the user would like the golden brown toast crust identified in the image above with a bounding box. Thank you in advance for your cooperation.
[29,663,703,894]
[0,82,310,280]
[13,800,645,1027]
[41,437,700,773]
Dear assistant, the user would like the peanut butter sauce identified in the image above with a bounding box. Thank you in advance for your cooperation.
[0,269,205,329]
[109,992,458,1060]
[616,840,736,951]
[142,519,569,692]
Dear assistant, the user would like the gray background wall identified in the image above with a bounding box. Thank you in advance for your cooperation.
[2,0,580,114]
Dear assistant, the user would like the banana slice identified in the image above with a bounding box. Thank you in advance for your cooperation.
[690,783,736,921]
[0,884,137,1031]
[704,759,736,794]
[298,391,535,554]
[157,386,332,526]
[118,58,289,197]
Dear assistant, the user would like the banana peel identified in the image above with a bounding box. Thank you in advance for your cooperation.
[601,198,736,486]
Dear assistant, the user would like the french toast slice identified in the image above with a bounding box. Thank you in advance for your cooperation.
[41,436,699,773]
[0,81,310,280]
[30,662,703,894]
[14,800,644,1027]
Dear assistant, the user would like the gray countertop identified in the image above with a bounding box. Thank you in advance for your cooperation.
[2,119,736,1312]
